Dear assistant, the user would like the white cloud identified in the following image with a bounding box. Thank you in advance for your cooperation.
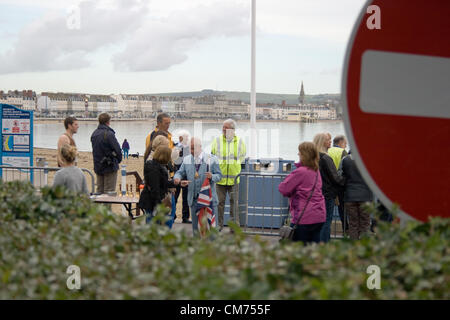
[0,0,79,9]
[112,1,250,72]
[0,0,250,74]
[0,0,149,74]
[256,0,366,43]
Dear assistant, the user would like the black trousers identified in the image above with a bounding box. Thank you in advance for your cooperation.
[291,222,324,245]
[174,185,190,221]
[337,190,349,233]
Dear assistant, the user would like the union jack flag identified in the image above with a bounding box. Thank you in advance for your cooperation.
[195,177,216,237]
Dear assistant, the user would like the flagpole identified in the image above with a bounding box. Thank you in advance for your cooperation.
[250,0,257,159]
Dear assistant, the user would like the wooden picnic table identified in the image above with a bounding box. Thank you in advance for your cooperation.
[91,194,143,220]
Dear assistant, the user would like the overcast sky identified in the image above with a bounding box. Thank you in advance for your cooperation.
[0,0,367,95]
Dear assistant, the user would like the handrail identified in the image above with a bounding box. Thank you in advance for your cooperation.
[0,165,96,194]
[126,171,143,186]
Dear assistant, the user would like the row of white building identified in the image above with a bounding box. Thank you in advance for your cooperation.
[1,90,338,120]
[0,90,36,111]
[34,93,251,119]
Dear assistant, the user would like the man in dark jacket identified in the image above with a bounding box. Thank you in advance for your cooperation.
[328,135,349,234]
[90,113,122,194]
[339,151,373,240]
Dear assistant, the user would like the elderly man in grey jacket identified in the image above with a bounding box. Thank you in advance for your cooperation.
[174,137,222,236]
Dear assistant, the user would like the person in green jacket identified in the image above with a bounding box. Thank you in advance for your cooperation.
[328,134,349,234]
[211,119,246,232]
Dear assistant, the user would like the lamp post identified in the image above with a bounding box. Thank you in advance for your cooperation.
[84,98,88,118]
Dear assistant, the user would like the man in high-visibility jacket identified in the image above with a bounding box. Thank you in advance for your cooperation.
[328,135,347,169]
[327,134,348,234]
[145,113,174,150]
[211,119,246,231]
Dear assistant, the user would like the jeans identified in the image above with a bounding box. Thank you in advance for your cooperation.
[319,197,336,243]
[291,222,324,245]
[337,191,348,233]
[145,208,155,224]
[123,149,129,159]
[145,199,176,229]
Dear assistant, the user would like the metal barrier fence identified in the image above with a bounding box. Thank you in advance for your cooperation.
[0,165,96,194]
[231,172,289,236]
[231,172,346,239]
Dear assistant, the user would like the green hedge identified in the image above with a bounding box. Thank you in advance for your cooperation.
[0,180,449,299]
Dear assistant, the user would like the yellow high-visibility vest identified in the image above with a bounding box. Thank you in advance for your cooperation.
[211,135,246,186]
[328,146,345,169]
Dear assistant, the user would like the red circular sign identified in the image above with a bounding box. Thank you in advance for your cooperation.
[342,0,450,221]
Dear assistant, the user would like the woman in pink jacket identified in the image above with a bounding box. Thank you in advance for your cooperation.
[278,142,326,244]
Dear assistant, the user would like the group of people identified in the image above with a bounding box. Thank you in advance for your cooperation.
[54,116,89,195]
[137,113,246,237]
[54,112,247,237]
[54,113,124,196]
[279,132,374,244]
[53,112,375,241]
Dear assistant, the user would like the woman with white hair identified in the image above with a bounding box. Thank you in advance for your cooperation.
[177,130,191,146]
[173,129,190,166]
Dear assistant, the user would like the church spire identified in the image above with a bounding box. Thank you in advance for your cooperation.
[299,81,305,105]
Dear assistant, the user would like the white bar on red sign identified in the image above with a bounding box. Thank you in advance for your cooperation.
[359,50,450,119]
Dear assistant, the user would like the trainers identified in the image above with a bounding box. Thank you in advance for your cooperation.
[182,219,192,224]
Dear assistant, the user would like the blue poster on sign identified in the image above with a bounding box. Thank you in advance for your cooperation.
[0,104,34,182]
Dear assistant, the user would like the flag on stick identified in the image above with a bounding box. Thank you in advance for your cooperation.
[196,177,216,237]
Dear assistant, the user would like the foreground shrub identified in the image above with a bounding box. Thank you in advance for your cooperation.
[0,180,449,299]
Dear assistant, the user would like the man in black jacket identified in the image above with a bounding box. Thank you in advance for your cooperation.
[339,151,373,240]
[90,113,122,194]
